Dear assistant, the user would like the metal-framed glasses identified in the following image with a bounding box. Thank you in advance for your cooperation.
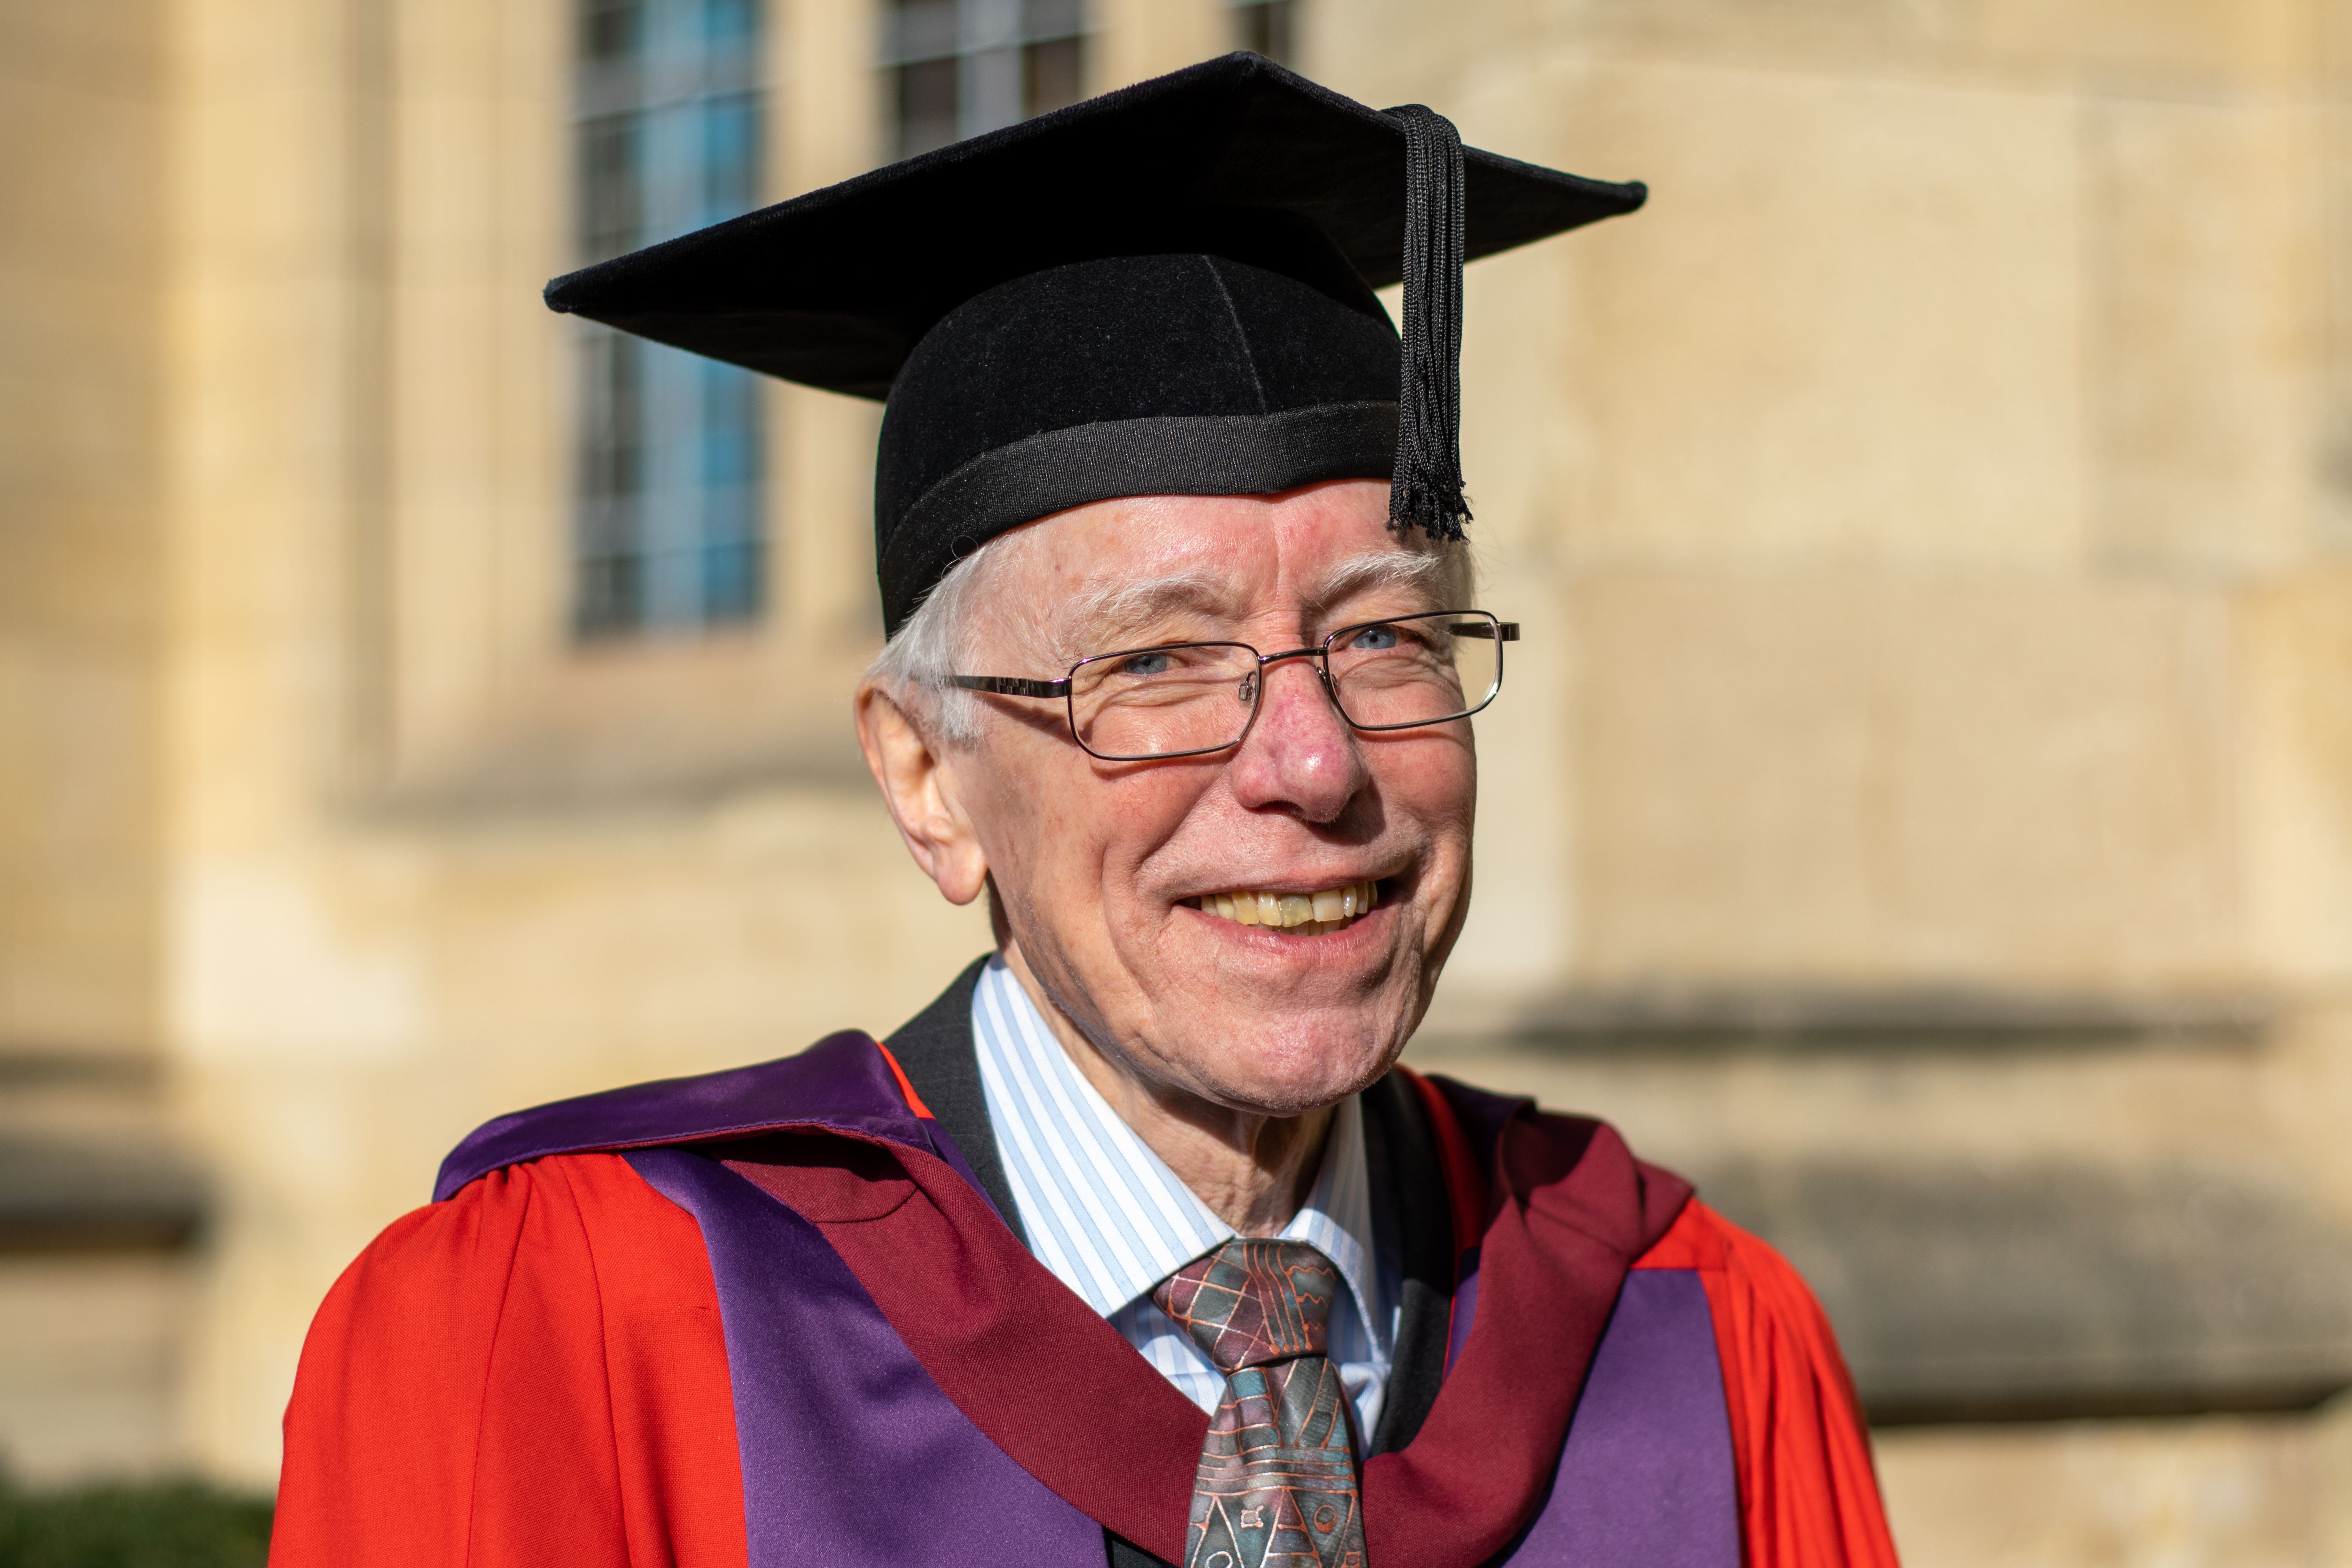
[947,610,1519,762]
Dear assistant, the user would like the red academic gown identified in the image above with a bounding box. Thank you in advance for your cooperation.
[271,973,1896,1568]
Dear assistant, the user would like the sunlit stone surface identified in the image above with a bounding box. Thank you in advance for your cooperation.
[4,4,2351,1563]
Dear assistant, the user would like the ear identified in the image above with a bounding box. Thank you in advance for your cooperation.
[854,679,990,906]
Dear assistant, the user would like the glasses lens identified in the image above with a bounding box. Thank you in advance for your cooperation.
[1327,613,1501,731]
[1069,642,1262,759]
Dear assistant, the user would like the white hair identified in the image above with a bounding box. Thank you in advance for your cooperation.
[865,522,1477,748]
[864,533,1012,746]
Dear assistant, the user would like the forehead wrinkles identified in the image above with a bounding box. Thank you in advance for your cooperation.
[1053,568,1245,662]
[1040,545,1455,664]
[959,500,1250,668]
[964,496,1459,669]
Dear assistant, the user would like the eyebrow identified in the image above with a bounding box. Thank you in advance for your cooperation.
[1300,550,1451,621]
[1055,569,1242,662]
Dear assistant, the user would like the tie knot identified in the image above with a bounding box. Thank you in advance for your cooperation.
[1152,1238,1339,1373]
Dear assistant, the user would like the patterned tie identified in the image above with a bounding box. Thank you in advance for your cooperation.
[1152,1240,1366,1568]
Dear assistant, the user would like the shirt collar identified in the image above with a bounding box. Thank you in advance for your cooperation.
[970,956,1383,1350]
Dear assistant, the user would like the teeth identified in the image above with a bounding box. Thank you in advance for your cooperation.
[1193,881,1379,931]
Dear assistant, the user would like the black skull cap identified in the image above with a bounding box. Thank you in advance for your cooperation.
[544,51,1645,635]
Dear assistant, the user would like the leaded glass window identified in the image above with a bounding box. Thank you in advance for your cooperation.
[881,0,1087,162]
[573,0,768,639]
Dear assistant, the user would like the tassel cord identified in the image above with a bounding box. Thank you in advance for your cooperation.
[1387,103,1471,541]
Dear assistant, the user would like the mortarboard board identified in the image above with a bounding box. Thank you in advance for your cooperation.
[546,51,1643,634]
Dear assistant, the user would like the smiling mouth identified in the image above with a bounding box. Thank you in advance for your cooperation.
[1188,881,1379,936]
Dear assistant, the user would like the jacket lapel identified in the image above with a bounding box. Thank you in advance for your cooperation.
[1361,1071,1459,1457]
[884,954,1028,1244]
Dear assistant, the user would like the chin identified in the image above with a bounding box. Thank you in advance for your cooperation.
[1181,1014,1406,1118]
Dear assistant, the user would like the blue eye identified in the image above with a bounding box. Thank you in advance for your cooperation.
[1120,651,1176,676]
[1348,625,1401,650]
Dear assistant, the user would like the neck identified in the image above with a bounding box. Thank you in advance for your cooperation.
[1000,947,1331,1237]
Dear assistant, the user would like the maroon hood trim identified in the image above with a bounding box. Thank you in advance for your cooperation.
[722,1079,1691,1567]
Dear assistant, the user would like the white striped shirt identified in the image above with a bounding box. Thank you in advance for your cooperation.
[971,956,1393,1446]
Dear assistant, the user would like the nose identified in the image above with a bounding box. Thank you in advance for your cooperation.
[1224,654,1368,823]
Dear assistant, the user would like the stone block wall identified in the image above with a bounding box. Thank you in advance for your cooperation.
[2,1,2348,1562]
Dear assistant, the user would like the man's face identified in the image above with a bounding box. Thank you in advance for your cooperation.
[934,480,1478,1118]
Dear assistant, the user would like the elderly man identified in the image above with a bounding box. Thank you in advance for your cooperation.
[271,55,1894,1568]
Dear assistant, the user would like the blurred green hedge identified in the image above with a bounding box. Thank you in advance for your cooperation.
[0,1477,270,1568]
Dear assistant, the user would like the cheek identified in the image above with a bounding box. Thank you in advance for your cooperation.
[1375,735,1478,838]
[967,732,1086,880]
[976,737,1208,908]
[1094,772,1222,895]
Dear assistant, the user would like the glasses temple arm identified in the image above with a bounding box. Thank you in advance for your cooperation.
[945,675,1071,699]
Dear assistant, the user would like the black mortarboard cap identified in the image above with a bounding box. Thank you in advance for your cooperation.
[546,52,1644,635]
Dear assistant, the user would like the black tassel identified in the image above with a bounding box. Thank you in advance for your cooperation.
[1387,103,1471,541]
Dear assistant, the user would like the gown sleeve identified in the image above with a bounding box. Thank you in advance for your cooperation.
[1637,1200,1902,1568]
[268,1153,746,1568]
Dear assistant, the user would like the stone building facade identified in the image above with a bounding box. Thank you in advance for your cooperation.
[4,0,2351,1561]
